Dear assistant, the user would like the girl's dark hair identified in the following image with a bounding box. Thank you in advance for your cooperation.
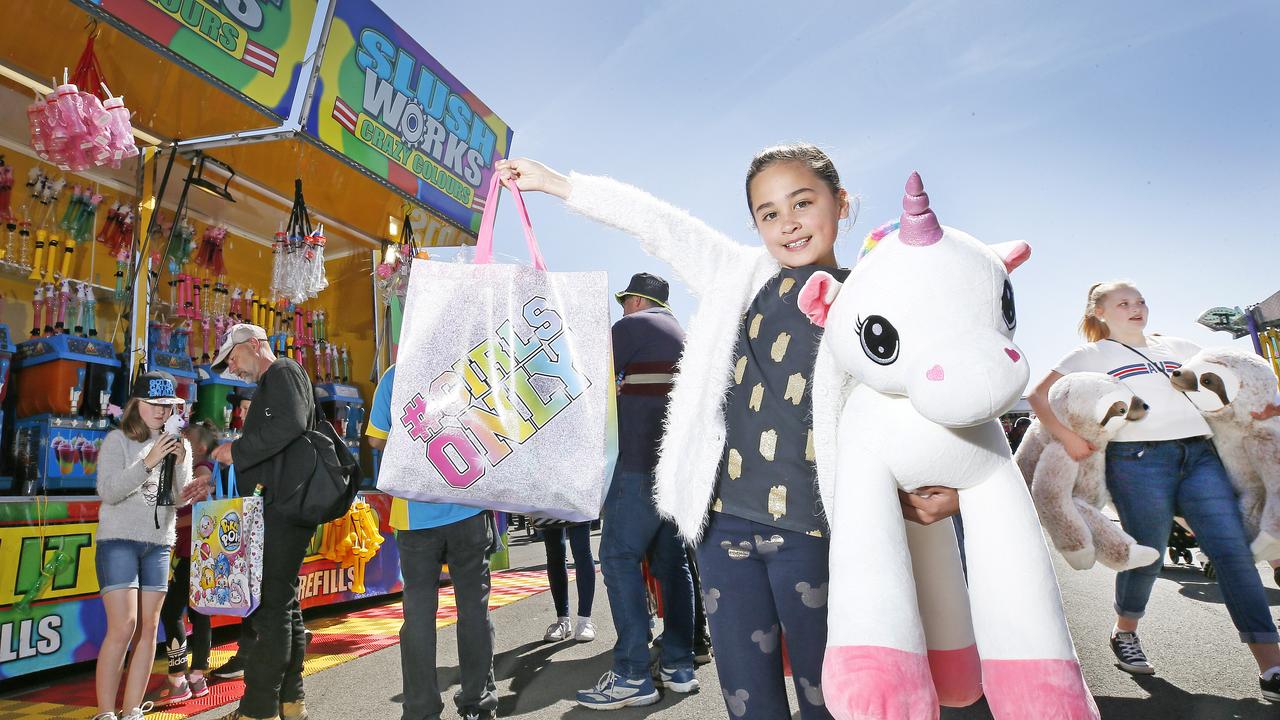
[745,143,842,220]
[119,398,152,443]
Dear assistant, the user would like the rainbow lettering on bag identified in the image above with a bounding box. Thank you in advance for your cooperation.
[399,296,591,489]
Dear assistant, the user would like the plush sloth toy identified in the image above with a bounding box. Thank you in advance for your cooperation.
[1015,372,1160,571]
[1172,347,1280,561]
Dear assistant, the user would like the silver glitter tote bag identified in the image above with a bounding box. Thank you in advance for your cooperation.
[379,175,617,521]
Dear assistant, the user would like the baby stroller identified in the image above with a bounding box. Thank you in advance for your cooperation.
[1167,518,1214,578]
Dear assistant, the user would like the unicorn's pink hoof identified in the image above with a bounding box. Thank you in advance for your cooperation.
[981,658,1100,720]
[928,645,983,707]
[823,645,938,720]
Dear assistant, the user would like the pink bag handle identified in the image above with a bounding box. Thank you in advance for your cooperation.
[473,172,547,270]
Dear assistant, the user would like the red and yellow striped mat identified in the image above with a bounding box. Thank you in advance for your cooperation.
[0,569,554,720]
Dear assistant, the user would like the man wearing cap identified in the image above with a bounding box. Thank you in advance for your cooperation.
[208,324,316,720]
[578,273,700,709]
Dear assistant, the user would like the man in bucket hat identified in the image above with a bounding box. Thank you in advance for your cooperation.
[578,273,702,709]
[209,324,316,720]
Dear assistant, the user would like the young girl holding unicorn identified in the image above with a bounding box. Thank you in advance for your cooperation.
[497,147,959,718]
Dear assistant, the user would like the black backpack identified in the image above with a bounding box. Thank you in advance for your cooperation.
[272,403,361,527]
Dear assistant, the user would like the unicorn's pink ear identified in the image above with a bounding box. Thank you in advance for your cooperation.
[798,271,843,327]
[991,241,1032,273]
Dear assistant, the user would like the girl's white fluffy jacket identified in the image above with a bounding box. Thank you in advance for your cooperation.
[566,173,843,542]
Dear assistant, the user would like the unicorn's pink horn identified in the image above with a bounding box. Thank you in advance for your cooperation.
[899,171,942,246]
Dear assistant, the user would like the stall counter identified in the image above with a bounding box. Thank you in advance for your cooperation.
[0,492,404,681]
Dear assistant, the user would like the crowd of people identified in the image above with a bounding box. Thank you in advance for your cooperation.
[85,142,1280,720]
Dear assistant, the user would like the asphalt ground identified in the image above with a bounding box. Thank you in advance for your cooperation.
[0,520,1259,717]
[172,527,1280,720]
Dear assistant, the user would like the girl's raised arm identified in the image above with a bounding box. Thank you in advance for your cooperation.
[498,158,758,298]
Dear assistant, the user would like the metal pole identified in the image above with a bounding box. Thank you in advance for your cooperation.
[1246,308,1265,356]
[130,145,177,293]
[370,249,384,377]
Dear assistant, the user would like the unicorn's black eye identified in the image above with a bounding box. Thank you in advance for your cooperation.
[1002,280,1017,330]
[858,315,899,365]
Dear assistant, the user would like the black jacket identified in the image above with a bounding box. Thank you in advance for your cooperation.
[232,358,313,500]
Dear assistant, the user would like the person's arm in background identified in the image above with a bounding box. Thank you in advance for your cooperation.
[181,462,214,505]
[365,368,395,453]
[230,363,312,470]
[611,316,641,380]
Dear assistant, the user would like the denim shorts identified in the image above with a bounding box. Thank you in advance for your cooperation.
[96,539,172,594]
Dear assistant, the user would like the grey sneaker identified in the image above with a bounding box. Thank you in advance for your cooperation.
[576,671,659,710]
[188,673,210,698]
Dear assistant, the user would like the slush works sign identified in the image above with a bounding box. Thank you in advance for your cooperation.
[314,0,513,234]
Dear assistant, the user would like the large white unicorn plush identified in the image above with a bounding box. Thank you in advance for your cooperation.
[799,173,1098,720]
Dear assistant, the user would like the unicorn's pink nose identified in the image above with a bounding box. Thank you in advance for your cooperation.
[926,365,945,382]
[1005,348,1021,363]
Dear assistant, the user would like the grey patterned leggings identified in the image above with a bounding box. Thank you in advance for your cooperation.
[695,512,834,720]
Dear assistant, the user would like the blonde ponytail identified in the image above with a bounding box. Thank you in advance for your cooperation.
[1079,280,1138,342]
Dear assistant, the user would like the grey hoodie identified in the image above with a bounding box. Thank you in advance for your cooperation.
[96,429,192,547]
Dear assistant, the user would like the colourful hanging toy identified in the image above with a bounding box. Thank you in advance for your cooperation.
[0,156,14,226]
[195,225,227,276]
[27,31,138,171]
[318,500,383,594]
[13,552,70,617]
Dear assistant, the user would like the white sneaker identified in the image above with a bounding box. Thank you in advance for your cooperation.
[574,618,597,642]
[544,616,573,642]
[120,702,155,720]
[92,714,118,720]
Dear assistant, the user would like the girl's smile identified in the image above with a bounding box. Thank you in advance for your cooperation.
[749,161,849,268]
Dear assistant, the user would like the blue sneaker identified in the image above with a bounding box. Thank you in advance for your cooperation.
[656,665,699,693]
[577,671,660,710]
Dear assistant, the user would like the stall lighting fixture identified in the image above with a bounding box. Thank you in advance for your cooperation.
[186,155,236,203]
[388,215,400,238]
[0,62,164,147]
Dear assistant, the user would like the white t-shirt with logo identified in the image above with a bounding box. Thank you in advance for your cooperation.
[1053,335,1211,442]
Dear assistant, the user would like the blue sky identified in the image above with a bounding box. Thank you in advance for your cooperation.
[389,0,1279,385]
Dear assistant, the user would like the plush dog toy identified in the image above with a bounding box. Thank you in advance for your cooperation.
[1015,372,1159,570]
[1171,347,1280,560]
[801,173,1098,720]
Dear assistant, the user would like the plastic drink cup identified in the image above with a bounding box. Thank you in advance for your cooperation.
[55,440,76,475]
[79,439,99,475]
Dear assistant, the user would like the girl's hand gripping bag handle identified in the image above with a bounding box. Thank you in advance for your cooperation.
[473,174,547,270]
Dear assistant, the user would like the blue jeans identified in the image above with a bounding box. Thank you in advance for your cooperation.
[1107,437,1279,643]
[600,470,695,678]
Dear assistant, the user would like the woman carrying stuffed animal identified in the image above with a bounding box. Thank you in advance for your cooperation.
[1028,280,1280,701]
[92,372,196,720]
[496,148,959,718]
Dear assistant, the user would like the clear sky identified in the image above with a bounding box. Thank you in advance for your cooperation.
[388,0,1279,385]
